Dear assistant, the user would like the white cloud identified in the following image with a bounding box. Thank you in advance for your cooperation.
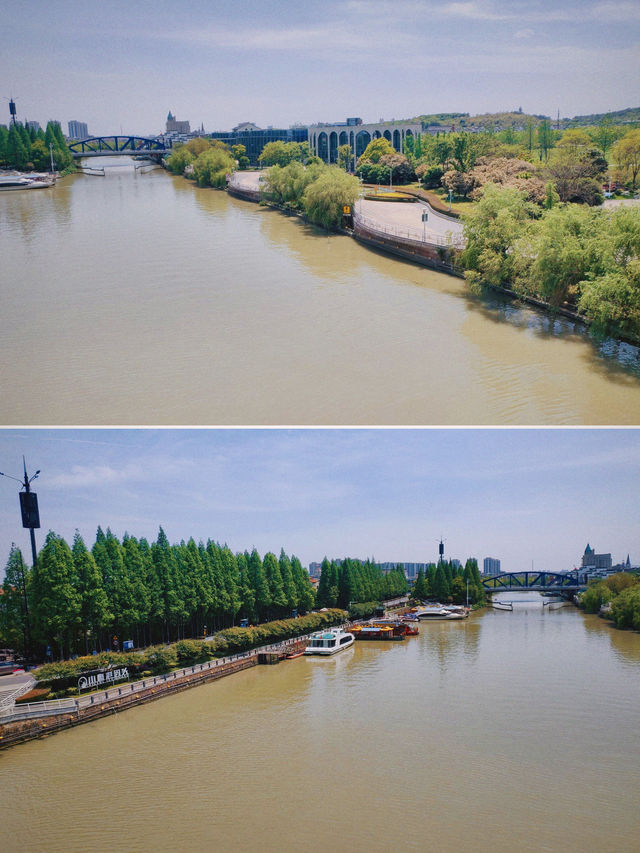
[48,463,146,489]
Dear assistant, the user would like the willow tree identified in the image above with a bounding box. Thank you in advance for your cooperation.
[302,167,360,231]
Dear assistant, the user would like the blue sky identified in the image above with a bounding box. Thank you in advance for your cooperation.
[0,429,638,575]
[3,1,639,136]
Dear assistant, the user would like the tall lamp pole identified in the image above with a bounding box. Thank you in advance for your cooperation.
[0,458,41,656]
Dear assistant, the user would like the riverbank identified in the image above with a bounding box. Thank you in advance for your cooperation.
[225,171,623,337]
[0,638,307,750]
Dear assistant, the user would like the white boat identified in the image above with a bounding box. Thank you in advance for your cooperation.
[0,173,55,191]
[413,605,469,620]
[304,627,355,655]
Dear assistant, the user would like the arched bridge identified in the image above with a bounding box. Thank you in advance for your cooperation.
[482,571,584,594]
[68,136,169,158]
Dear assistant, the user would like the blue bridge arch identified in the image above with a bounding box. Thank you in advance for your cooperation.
[482,571,584,594]
[68,136,169,157]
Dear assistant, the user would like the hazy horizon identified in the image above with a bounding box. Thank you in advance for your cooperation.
[3,0,639,137]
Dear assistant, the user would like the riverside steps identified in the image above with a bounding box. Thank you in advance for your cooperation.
[0,637,307,751]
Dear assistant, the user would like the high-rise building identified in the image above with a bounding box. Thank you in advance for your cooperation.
[68,120,89,139]
[483,557,501,575]
[26,120,41,132]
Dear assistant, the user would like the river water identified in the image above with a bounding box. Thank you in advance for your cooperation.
[2,158,640,425]
[2,594,639,853]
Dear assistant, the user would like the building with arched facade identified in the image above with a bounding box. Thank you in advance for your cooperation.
[308,118,423,164]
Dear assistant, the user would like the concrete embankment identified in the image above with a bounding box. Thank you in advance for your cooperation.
[0,639,306,751]
[226,171,464,274]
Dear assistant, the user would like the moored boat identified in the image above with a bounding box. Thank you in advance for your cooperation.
[304,627,355,655]
[412,604,469,620]
[351,623,404,641]
[0,172,56,191]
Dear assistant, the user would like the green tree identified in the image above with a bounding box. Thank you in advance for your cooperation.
[316,557,339,608]
[279,549,298,612]
[0,124,9,165]
[31,532,81,658]
[6,123,29,168]
[411,568,429,601]
[73,532,111,654]
[291,555,315,613]
[258,141,306,167]
[580,581,614,613]
[338,144,353,171]
[610,585,640,630]
[302,167,360,231]
[263,551,287,617]
[432,562,450,602]
[165,145,195,175]
[536,119,555,162]
[462,184,538,289]
[612,129,640,190]
[358,137,395,165]
[193,147,235,188]
[247,548,271,621]
[512,204,598,306]
[590,117,623,158]
[0,546,30,654]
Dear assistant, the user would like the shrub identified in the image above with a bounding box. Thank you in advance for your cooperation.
[143,645,178,673]
[175,639,212,665]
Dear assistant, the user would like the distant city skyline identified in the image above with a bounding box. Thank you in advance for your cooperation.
[0,429,638,578]
[3,0,639,137]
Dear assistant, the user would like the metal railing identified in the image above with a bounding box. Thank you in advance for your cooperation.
[353,210,465,249]
[0,635,310,724]
[0,676,36,710]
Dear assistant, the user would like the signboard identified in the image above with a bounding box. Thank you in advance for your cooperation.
[78,666,129,692]
[19,491,40,528]
[342,205,351,215]
[421,212,429,222]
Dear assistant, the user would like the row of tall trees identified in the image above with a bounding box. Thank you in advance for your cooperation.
[0,121,73,171]
[315,558,408,610]
[411,559,485,605]
[0,529,315,660]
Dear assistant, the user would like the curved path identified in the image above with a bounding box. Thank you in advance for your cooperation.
[227,171,464,246]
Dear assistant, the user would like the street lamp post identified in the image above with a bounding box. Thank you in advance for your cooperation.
[0,457,40,657]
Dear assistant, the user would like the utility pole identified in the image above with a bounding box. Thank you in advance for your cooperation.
[0,457,41,657]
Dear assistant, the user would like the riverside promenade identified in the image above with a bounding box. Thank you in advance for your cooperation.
[0,636,307,750]
[226,170,464,271]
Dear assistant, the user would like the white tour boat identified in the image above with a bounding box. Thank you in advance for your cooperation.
[304,627,355,655]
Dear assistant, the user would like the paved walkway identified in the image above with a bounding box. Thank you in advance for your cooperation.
[355,196,464,246]
[228,171,464,246]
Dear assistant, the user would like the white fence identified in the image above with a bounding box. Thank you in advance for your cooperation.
[0,636,308,725]
[353,210,465,250]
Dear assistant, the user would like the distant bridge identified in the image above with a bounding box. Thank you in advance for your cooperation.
[482,571,585,595]
[68,136,169,158]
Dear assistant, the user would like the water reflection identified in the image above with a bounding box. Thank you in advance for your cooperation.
[4,166,640,424]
